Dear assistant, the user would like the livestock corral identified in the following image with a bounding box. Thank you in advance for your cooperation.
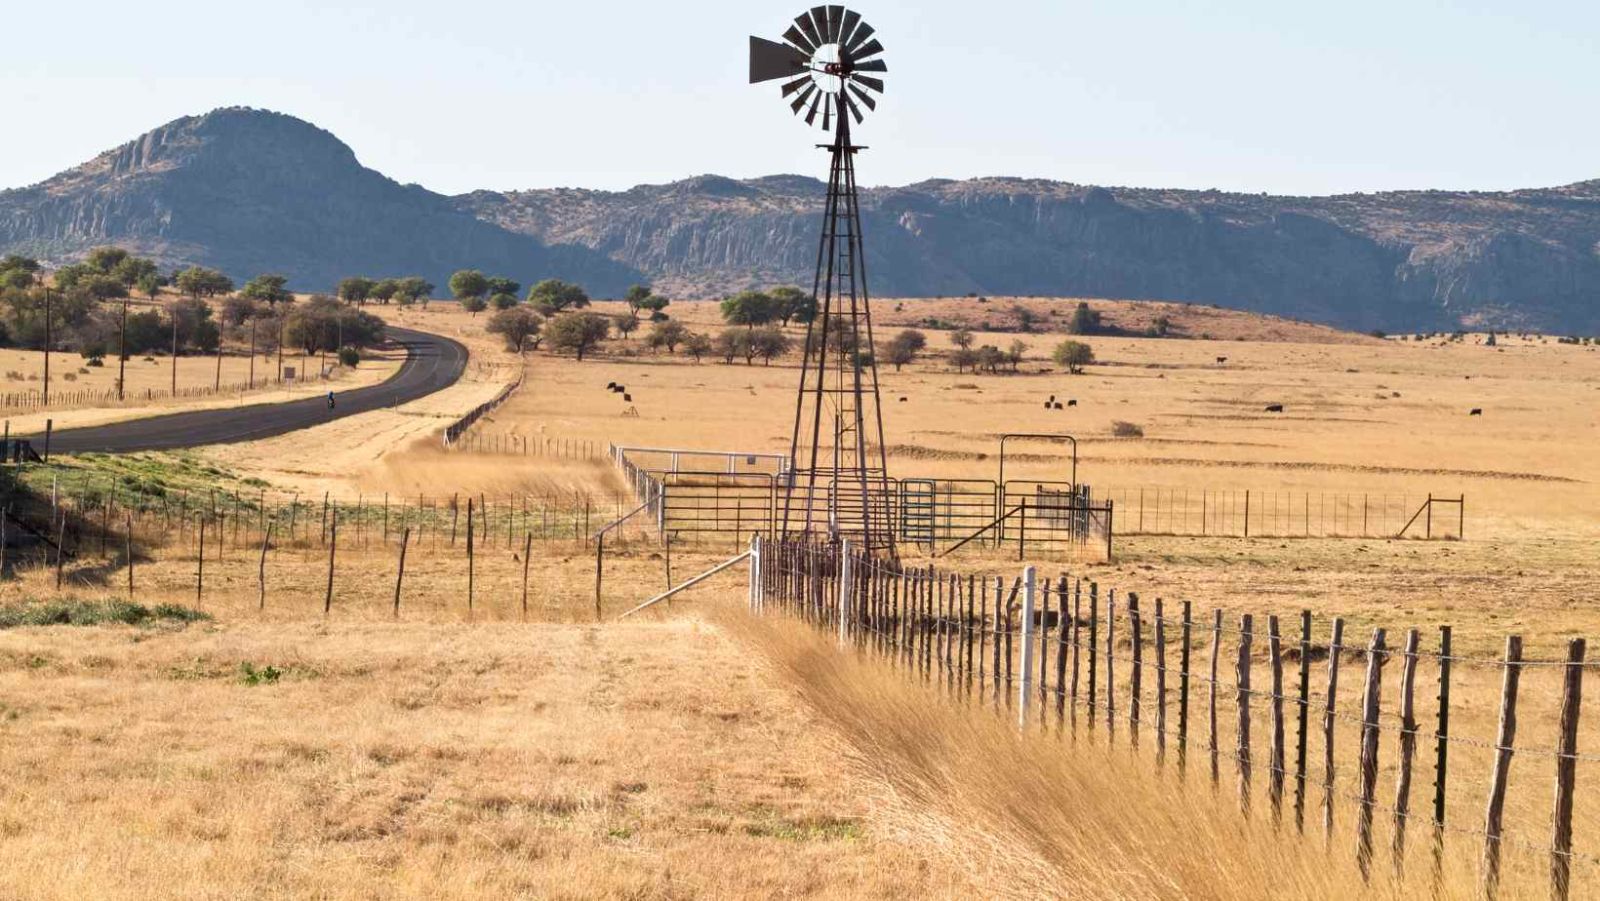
[2,298,1598,899]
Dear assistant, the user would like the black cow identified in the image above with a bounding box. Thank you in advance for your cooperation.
[1265,404,1284,413]
[1053,402,1064,410]
[899,396,908,402]
[1067,399,1077,407]
[1216,356,1229,364]
[1470,408,1483,416]
[623,393,633,402]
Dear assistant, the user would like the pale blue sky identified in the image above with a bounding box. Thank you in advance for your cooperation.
[2,0,1594,196]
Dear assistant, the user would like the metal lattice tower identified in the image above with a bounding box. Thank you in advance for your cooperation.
[750,7,895,556]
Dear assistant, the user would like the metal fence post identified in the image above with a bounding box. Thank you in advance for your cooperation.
[1017,565,1037,728]
[838,538,853,646]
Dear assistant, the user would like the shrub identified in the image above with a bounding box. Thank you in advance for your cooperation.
[0,599,210,629]
[1052,340,1094,374]
[338,346,360,367]
[1111,420,1144,438]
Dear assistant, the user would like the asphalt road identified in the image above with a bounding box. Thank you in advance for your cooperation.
[27,326,468,455]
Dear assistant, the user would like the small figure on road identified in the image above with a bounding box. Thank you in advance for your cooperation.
[327,391,336,410]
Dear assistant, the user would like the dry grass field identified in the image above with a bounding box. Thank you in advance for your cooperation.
[3,296,1598,898]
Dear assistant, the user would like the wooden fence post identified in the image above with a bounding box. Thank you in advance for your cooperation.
[1129,593,1142,748]
[521,532,533,620]
[323,510,336,616]
[1179,600,1192,773]
[1356,628,1388,881]
[1209,610,1222,786]
[466,497,475,619]
[1087,582,1098,729]
[1237,613,1253,814]
[1294,610,1312,834]
[1482,635,1523,901]
[125,513,134,597]
[1105,589,1116,736]
[1268,615,1285,824]
[1323,617,1346,846]
[1055,576,1069,722]
[258,523,271,611]
[393,527,410,618]
[195,516,204,605]
[1392,628,1420,876]
[1551,638,1585,901]
[1017,566,1036,728]
[1433,625,1453,884]
[1155,598,1168,763]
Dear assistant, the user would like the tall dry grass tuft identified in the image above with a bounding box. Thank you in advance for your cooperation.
[721,610,1528,900]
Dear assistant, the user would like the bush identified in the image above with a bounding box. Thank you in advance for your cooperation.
[338,346,360,367]
[1111,421,1144,438]
[0,599,210,629]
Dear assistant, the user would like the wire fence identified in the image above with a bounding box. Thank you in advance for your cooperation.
[751,537,1597,900]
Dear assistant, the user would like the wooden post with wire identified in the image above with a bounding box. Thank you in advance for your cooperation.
[1356,628,1387,881]
[1550,638,1585,901]
[1481,635,1522,901]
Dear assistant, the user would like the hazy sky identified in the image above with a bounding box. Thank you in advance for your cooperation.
[2,1,1594,196]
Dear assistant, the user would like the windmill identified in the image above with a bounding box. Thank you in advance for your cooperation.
[749,7,894,556]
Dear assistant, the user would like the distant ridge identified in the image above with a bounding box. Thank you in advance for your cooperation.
[2,107,1597,332]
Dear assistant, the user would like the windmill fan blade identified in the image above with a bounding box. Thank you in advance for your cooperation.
[782,24,814,54]
[809,7,830,42]
[826,6,845,41]
[844,95,864,124]
[849,83,877,110]
[780,74,811,97]
[795,10,822,47]
[844,22,875,54]
[849,74,884,93]
[837,9,862,47]
[848,38,884,63]
[750,36,809,83]
[803,92,822,126]
[852,58,888,73]
[790,83,817,113]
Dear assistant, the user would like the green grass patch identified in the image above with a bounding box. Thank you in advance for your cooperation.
[0,598,210,629]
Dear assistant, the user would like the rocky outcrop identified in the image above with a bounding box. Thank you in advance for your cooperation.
[0,108,641,295]
[463,176,1600,332]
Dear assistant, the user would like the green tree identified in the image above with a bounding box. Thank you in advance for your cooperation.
[84,246,130,273]
[750,325,791,365]
[486,276,521,299]
[527,279,590,314]
[111,256,157,288]
[337,277,375,305]
[0,268,35,290]
[449,269,490,304]
[883,329,926,371]
[371,278,400,304]
[338,346,361,367]
[684,331,712,362]
[489,292,519,311]
[395,277,434,304]
[769,286,815,326]
[461,295,488,316]
[176,266,235,299]
[75,273,129,301]
[135,272,162,300]
[646,320,689,353]
[611,312,639,340]
[713,329,747,364]
[950,328,974,350]
[1006,339,1028,371]
[0,255,40,277]
[1067,302,1102,336]
[487,307,543,352]
[545,311,610,360]
[240,273,291,305]
[1052,339,1094,374]
[626,284,672,321]
[720,290,776,330]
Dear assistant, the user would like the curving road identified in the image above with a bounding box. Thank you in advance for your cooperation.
[28,326,468,455]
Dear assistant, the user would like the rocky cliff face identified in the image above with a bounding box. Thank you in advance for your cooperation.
[0,108,641,295]
[462,176,1600,332]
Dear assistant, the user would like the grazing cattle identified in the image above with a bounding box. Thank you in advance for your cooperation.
[612,384,626,393]
[1043,400,1052,409]
[606,381,617,390]
[623,393,633,402]
[1265,404,1284,413]
[1067,399,1077,407]
[1048,394,1056,402]
[1053,402,1064,410]
[1216,356,1228,364]
[898,396,908,402]
[1470,408,1483,416]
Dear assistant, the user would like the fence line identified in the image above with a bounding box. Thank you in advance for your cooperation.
[442,370,524,446]
[750,536,1596,900]
[0,367,341,415]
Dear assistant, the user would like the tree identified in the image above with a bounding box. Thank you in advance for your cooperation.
[626,284,671,321]
[371,278,400,304]
[239,273,291,305]
[750,325,791,365]
[338,346,361,367]
[75,274,128,301]
[284,296,386,353]
[486,276,521,299]
[490,292,519,311]
[487,307,543,352]
[684,331,712,362]
[713,329,747,364]
[950,347,979,373]
[395,277,434,304]
[337,277,375,305]
[883,328,927,371]
[221,295,262,329]
[461,295,488,316]
[176,266,235,299]
[449,270,490,305]
[85,247,130,273]
[646,319,689,353]
[950,328,974,350]
[135,272,162,300]
[171,297,220,352]
[1067,302,1102,336]
[0,255,39,277]
[527,279,590,314]
[720,290,777,330]
[111,256,157,289]
[1006,339,1028,371]
[545,312,610,360]
[1052,339,1094,374]
[976,345,1005,373]
[769,286,815,326]
[0,268,35,290]
[610,312,639,340]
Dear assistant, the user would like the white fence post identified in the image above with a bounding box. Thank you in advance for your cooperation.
[1018,565,1037,728]
[838,538,853,647]
[748,534,760,613]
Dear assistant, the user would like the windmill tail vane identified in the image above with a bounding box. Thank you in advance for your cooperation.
[750,8,895,558]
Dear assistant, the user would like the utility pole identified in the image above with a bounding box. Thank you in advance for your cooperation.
[117,295,128,401]
[276,316,285,383]
[213,306,223,392]
[248,316,257,389]
[170,302,179,394]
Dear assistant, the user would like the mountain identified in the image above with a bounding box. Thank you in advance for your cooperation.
[461,175,1600,333]
[2,107,1596,332]
[0,108,641,296]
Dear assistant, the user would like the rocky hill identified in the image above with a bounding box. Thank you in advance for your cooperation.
[461,175,1600,333]
[2,108,1595,332]
[0,108,641,296]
